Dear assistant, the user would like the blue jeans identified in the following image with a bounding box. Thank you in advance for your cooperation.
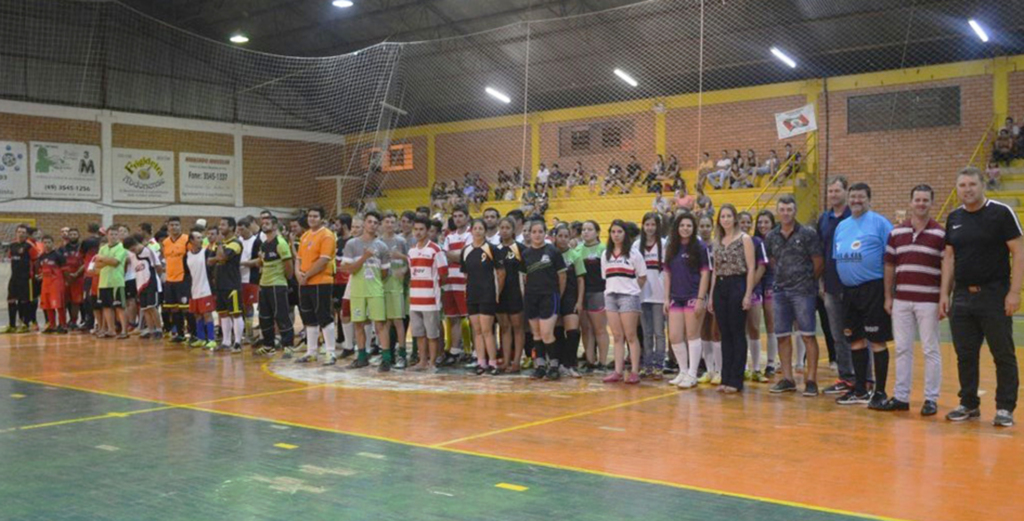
[773,289,817,337]
[823,292,856,382]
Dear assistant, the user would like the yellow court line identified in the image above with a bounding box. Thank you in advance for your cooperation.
[190,383,330,406]
[9,406,176,432]
[27,357,200,379]
[432,389,682,447]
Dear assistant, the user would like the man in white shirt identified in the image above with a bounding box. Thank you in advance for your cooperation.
[535,163,550,194]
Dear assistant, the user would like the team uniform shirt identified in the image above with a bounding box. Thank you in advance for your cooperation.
[884,219,944,303]
[162,235,190,283]
[239,235,262,285]
[601,248,648,296]
[834,211,893,287]
[380,235,409,295]
[461,242,499,305]
[576,242,606,294]
[259,235,293,287]
[334,235,352,285]
[408,240,448,311]
[60,242,84,283]
[124,249,137,284]
[136,246,162,293]
[561,246,587,304]
[496,241,527,303]
[298,227,337,286]
[342,237,390,298]
[664,239,711,303]
[38,250,66,289]
[214,237,243,293]
[98,243,127,289]
[520,243,566,296]
[185,249,214,300]
[634,238,666,303]
[946,199,1023,286]
[8,240,37,283]
[442,228,472,293]
[751,236,769,297]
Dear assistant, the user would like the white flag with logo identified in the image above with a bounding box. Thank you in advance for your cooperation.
[775,103,817,140]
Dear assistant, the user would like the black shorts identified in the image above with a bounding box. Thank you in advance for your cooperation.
[216,288,242,315]
[124,279,138,299]
[841,279,893,345]
[288,280,299,309]
[99,287,125,309]
[467,301,497,316]
[163,281,190,310]
[7,276,31,302]
[298,284,334,328]
[332,284,347,310]
[138,283,159,309]
[524,292,559,320]
[560,291,578,318]
[497,287,523,314]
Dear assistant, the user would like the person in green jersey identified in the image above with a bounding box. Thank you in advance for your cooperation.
[340,211,393,371]
[380,211,410,369]
[256,214,294,355]
[93,225,129,339]
[575,220,609,371]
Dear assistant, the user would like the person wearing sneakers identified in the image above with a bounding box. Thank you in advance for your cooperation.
[408,216,448,371]
[708,205,755,394]
[601,220,648,385]
[521,220,567,380]
[36,236,68,334]
[441,205,472,364]
[294,207,339,366]
[554,224,586,378]
[3,225,39,334]
[341,211,392,371]
[380,211,410,369]
[664,212,711,389]
[833,183,894,409]
[183,229,217,350]
[256,214,294,355]
[462,218,503,375]
[764,195,823,397]
[94,225,130,339]
[636,213,667,379]
[738,211,769,383]
[940,167,1022,427]
[817,177,858,396]
[881,184,944,415]
[211,217,246,353]
[161,217,191,343]
[576,220,611,372]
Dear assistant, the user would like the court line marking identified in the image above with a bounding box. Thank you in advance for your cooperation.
[495,483,528,492]
[2,406,175,433]
[431,390,681,447]
[0,373,912,521]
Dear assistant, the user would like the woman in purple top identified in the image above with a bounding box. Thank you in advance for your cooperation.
[739,211,769,383]
[755,210,779,377]
[663,212,710,388]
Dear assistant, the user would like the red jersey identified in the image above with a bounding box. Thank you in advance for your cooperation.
[38,250,66,285]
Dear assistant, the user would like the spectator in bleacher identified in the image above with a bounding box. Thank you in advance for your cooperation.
[447,180,462,210]
[674,186,696,213]
[495,170,508,200]
[755,149,779,182]
[535,163,551,194]
[697,193,714,219]
[535,190,550,217]
[697,152,715,193]
[992,128,1015,166]
[666,154,680,177]
[653,191,670,215]
[589,169,599,194]
[431,181,446,212]
[512,167,523,186]
[566,161,585,195]
[627,155,643,180]
[601,162,625,195]
[709,150,733,189]
[475,176,489,205]
[986,160,1002,190]
[743,149,757,178]
[776,143,802,184]
[521,184,536,215]
[1004,116,1020,138]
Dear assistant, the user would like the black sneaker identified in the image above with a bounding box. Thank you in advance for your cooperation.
[295,354,315,364]
[945,405,981,422]
[473,365,486,376]
[764,365,775,378]
[531,366,547,379]
[822,381,852,395]
[438,353,458,367]
[583,363,595,374]
[879,397,910,411]
[487,366,500,376]
[769,379,797,394]
[171,335,186,344]
[867,391,889,410]
[339,349,355,359]
[993,409,1014,427]
[346,358,369,370]
[836,391,871,405]
[802,381,819,397]
[920,400,938,416]
[230,343,243,354]
[378,360,392,373]
[546,365,560,381]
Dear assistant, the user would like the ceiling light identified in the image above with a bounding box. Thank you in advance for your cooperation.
[229,34,249,44]
[968,19,989,42]
[613,68,638,87]
[332,0,354,7]
[485,87,511,104]
[770,47,797,68]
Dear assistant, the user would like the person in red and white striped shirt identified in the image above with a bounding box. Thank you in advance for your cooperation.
[442,205,472,361]
[409,216,448,370]
[882,184,944,415]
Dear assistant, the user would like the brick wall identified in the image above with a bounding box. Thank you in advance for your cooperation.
[243,136,342,210]
[824,75,992,219]
[1009,71,1024,120]
[436,126,531,184]
[0,113,101,145]
[4,213,102,237]
[539,111,656,178]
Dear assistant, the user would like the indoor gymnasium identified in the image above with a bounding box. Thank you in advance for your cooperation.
[2,1,1024,520]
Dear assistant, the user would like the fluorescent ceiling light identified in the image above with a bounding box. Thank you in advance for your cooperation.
[770,47,797,68]
[229,34,249,44]
[485,87,511,104]
[968,19,989,42]
[613,68,638,87]
[333,0,354,7]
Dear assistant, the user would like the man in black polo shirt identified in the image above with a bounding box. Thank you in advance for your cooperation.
[940,167,1023,427]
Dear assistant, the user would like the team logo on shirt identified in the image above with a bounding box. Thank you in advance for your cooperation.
[850,240,862,251]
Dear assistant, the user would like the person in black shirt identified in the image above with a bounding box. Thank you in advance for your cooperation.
[214,217,245,353]
[554,224,585,378]
[496,217,527,373]
[462,219,504,375]
[3,224,37,333]
[521,220,567,380]
[940,167,1023,427]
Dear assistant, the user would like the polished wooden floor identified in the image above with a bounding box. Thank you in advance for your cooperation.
[1,330,1021,521]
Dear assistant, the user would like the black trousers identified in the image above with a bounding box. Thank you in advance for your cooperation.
[259,286,294,348]
[950,281,1019,412]
[713,275,749,390]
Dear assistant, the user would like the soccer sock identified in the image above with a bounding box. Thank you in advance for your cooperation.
[305,326,320,356]
[45,310,54,328]
[220,317,233,346]
[748,338,761,372]
[712,341,722,374]
[545,342,559,367]
[341,321,354,351]
[461,318,472,352]
[767,333,778,365]
[554,326,566,366]
[687,337,703,379]
[382,348,394,363]
[873,348,890,394]
[532,340,546,367]
[58,309,67,327]
[186,314,197,338]
[8,303,18,327]
[232,316,244,346]
[671,342,688,375]
[196,318,207,341]
[701,340,714,373]
[852,348,870,394]
[172,312,184,336]
[205,320,215,341]
[20,302,34,326]
[364,323,373,350]
[322,323,337,356]
[565,329,580,368]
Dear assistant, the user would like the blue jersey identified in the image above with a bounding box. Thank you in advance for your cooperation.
[833,211,893,287]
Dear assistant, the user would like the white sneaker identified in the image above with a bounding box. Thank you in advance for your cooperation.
[668,373,684,386]
[677,375,698,389]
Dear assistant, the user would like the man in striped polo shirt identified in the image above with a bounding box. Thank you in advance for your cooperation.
[408,216,448,370]
[881,185,944,415]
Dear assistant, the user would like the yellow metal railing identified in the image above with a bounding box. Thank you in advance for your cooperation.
[936,119,997,222]
[745,136,815,215]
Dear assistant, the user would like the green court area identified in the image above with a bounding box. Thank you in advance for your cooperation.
[0,377,870,521]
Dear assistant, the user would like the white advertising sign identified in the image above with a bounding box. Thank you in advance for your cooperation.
[179,152,235,205]
[0,141,29,199]
[30,142,102,200]
[112,148,176,202]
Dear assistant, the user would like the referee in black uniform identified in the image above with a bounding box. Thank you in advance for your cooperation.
[940,167,1023,427]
